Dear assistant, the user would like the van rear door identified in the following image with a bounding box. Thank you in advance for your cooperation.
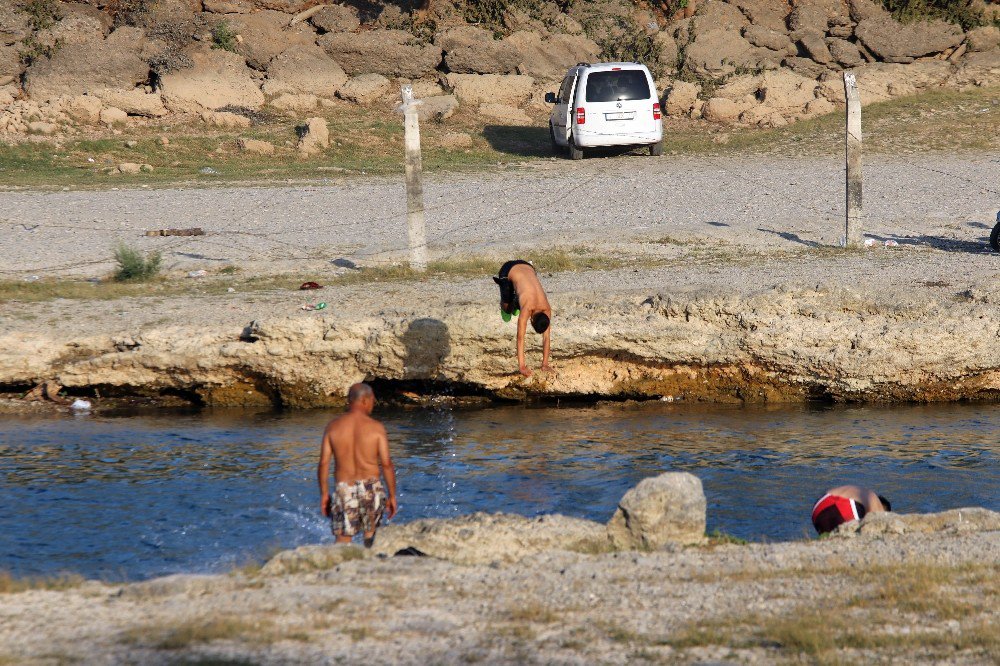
[552,73,578,144]
[581,68,655,140]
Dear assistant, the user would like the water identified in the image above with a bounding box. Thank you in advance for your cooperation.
[1,402,998,581]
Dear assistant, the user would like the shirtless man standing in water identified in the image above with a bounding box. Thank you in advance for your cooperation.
[493,260,553,377]
[318,383,398,547]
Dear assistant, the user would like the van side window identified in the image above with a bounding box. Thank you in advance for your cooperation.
[585,70,650,102]
[558,76,575,103]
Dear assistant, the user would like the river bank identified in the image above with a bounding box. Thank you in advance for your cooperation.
[2,506,998,665]
[2,153,999,407]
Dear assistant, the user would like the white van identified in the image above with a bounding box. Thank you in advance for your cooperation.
[545,62,663,160]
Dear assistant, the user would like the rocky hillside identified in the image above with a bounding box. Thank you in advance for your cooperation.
[1,0,998,138]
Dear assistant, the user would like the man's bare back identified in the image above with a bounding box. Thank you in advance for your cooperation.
[318,383,397,546]
[494,260,553,377]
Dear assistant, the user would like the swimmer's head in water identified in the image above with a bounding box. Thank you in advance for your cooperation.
[878,495,892,511]
[531,312,550,334]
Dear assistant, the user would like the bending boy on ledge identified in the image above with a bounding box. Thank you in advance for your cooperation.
[493,259,552,377]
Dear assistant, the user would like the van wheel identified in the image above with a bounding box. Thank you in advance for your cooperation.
[568,139,584,160]
[990,220,1000,252]
[649,141,663,157]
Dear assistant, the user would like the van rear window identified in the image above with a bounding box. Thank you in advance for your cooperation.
[585,70,650,102]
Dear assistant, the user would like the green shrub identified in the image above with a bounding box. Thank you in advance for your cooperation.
[19,0,61,30]
[211,21,239,52]
[881,0,988,30]
[106,0,152,27]
[597,17,663,78]
[113,244,162,282]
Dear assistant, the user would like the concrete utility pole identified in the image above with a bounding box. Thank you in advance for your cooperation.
[400,84,427,271]
[843,71,863,247]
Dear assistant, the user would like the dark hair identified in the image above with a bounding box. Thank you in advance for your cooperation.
[877,495,891,511]
[531,312,550,333]
[812,505,843,535]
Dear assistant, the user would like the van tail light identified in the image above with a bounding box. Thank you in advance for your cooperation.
[576,107,585,124]
[653,102,661,120]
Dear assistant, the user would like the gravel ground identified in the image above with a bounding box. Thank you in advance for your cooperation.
[1,529,997,664]
[1,154,998,278]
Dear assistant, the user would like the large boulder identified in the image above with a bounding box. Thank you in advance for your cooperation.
[0,5,31,46]
[436,26,521,75]
[966,26,1000,53]
[319,30,443,78]
[447,73,534,106]
[685,29,774,77]
[728,0,789,32]
[310,5,361,33]
[371,512,609,565]
[223,10,317,70]
[336,73,390,103]
[45,3,111,45]
[23,27,149,102]
[417,94,459,122]
[94,89,168,117]
[856,16,964,62]
[262,544,367,575]
[606,472,707,549]
[797,29,835,65]
[262,44,347,98]
[0,45,21,87]
[757,69,818,114]
[743,25,795,54]
[159,46,265,112]
[828,37,864,67]
[702,96,741,122]
[788,5,830,33]
[504,31,600,81]
[691,1,749,39]
[665,80,700,116]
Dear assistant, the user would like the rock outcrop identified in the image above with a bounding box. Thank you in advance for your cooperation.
[2,0,999,136]
[834,507,1000,537]
[607,473,707,549]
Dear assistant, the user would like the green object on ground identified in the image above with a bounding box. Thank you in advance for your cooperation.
[501,308,518,322]
[315,302,327,310]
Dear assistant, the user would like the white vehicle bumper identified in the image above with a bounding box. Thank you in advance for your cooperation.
[575,128,662,148]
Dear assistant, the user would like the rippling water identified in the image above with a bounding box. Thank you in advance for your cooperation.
[1,402,998,581]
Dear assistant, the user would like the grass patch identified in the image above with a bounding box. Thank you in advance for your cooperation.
[113,244,162,282]
[0,250,627,304]
[0,570,85,594]
[666,561,999,660]
[122,615,277,650]
[506,603,561,624]
[705,529,749,546]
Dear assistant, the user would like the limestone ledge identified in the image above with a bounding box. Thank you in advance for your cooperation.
[3,285,1000,407]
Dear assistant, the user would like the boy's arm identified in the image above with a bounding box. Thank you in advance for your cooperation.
[541,322,552,370]
[317,432,332,517]
[377,427,398,519]
[516,309,531,376]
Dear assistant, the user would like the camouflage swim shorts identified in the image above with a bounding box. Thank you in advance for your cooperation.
[331,478,386,537]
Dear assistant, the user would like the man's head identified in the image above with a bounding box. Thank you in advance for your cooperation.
[531,312,550,334]
[347,382,375,413]
[878,495,892,511]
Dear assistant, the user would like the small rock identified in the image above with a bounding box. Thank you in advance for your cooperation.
[117,162,142,174]
[200,111,252,128]
[297,116,329,155]
[125,140,138,148]
[99,107,128,126]
[140,164,154,173]
[236,138,276,155]
[159,136,170,146]
[27,121,59,135]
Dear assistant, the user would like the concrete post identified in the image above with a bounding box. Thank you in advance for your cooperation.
[843,71,863,247]
[400,84,427,271]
